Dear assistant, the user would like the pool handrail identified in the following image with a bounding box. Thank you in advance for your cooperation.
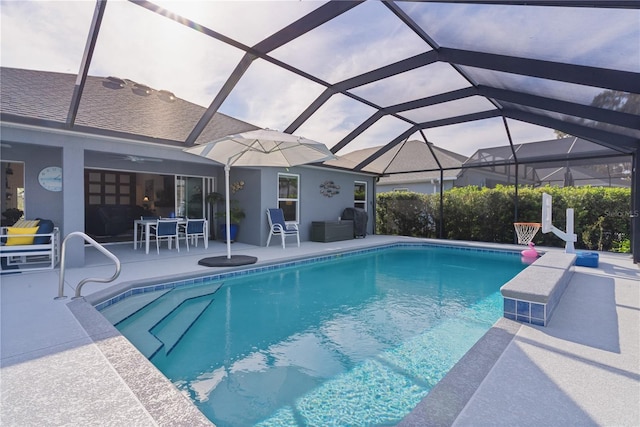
[55,231,121,300]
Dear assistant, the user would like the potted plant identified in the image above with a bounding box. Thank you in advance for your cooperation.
[206,192,245,242]
[1,208,23,226]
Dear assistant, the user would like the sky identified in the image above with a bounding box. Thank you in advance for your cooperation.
[1,1,636,157]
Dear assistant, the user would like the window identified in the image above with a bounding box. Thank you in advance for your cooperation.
[354,181,367,210]
[85,169,135,205]
[278,173,299,222]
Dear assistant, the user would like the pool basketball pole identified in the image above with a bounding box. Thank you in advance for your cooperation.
[542,193,577,254]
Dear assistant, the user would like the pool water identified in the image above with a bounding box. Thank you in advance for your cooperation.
[107,246,526,426]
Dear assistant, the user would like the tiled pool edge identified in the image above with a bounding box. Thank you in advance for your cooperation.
[397,318,522,427]
[501,252,576,327]
[92,241,523,310]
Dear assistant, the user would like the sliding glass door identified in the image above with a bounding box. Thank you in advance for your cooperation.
[176,175,214,219]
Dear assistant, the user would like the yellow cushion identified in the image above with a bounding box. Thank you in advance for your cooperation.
[5,227,40,246]
[12,219,40,228]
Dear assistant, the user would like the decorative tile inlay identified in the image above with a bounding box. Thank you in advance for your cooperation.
[502,297,551,327]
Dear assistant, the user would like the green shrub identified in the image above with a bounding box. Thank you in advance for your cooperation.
[376,186,631,252]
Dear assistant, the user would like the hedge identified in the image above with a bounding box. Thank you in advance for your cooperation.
[376,186,631,252]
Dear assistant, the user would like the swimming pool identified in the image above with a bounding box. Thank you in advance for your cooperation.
[100,244,526,426]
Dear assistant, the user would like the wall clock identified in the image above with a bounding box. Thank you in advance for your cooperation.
[38,166,62,192]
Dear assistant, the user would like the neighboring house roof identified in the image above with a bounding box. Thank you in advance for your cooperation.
[535,165,631,187]
[462,136,632,187]
[464,136,629,169]
[0,67,258,145]
[327,140,467,183]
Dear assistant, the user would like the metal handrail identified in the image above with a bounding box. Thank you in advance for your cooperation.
[55,231,121,300]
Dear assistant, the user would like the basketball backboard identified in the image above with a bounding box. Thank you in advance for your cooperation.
[542,193,552,233]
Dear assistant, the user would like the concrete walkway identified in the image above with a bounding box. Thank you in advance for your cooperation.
[1,237,638,426]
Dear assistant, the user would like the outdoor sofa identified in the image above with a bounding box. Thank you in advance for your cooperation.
[0,219,60,272]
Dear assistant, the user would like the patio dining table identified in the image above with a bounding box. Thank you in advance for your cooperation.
[133,218,188,254]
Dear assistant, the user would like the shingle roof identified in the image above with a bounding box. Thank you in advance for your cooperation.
[0,67,258,144]
[327,139,466,175]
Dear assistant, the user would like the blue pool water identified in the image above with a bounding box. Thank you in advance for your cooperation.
[103,245,526,426]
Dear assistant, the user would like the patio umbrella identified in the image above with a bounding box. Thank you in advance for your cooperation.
[184,128,336,265]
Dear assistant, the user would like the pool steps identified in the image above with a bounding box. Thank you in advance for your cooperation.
[106,283,222,358]
[151,297,215,355]
[100,288,171,325]
[500,252,576,326]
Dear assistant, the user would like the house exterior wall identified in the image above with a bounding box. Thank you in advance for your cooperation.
[257,167,376,246]
[1,123,375,264]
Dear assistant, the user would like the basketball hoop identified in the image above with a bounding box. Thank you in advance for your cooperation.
[514,222,541,245]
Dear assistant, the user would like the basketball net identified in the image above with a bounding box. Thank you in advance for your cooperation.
[514,222,541,245]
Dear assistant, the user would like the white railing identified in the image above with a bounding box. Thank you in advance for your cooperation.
[55,232,121,300]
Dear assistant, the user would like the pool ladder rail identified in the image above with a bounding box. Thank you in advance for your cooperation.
[55,231,121,300]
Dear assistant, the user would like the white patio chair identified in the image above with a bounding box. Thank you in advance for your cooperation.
[266,208,299,248]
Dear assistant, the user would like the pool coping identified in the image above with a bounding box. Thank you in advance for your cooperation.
[69,240,546,426]
[397,318,522,426]
[66,298,214,426]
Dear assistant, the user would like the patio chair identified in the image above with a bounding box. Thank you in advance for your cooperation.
[139,215,159,248]
[152,219,180,254]
[181,218,208,251]
[266,208,299,248]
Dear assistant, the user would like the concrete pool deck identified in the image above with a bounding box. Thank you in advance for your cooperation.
[1,236,638,426]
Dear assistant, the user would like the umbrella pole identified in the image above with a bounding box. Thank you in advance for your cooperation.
[224,164,231,259]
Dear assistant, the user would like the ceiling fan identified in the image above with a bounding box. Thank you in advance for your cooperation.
[119,155,163,163]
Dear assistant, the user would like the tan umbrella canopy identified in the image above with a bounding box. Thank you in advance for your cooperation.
[185,128,336,264]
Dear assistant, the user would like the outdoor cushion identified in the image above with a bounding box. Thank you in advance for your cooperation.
[12,219,40,228]
[5,226,39,246]
[33,219,55,244]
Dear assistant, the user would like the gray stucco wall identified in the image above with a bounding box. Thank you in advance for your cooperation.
[221,166,376,247]
[1,142,64,227]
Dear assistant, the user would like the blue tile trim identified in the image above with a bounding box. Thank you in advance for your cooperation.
[504,312,516,321]
[96,242,523,311]
[503,298,549,326]
[504,298,516,314]
[531,303,545,320]
[530,317,545,326]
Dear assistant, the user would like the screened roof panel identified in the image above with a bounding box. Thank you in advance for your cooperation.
[399,96,496,123]
[465,137,626,168]
[270,1,430,83]
[153,0,326,48]
[294,93,377,149]
[348,62,471,108]
[467,146,515,164]
[339,115,413,154]
[422,117,558,157]
[460,66,614,107]
[501,102,640,140]
[398,2,640,72]
[219,59,327,132]
[0,1,94,75]
[0,0,638,172]
[89,1,246,107]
